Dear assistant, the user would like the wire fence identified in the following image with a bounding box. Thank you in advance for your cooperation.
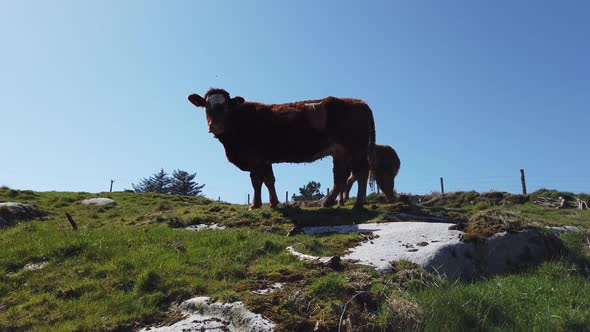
[236,169,589,205]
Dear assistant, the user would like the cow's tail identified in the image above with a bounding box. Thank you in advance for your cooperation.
[367,109,377,189]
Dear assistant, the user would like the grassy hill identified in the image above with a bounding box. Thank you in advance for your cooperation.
[1,187,589,331]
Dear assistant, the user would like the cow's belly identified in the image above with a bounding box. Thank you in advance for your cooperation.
[270,142,351,164]
[222,138,352,171]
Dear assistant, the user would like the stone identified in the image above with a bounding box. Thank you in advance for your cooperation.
[286,246,342,268]
[184,223,226,231]
[0,202,45,227]
[301,221,565,280]
[81,198,117,206]
[139,297,275,332]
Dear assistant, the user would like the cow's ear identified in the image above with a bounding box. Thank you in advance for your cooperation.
[188,94,206,107]
[230,96,245,106]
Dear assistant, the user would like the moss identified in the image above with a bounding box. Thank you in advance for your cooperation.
[530,188,576,201]
[463,209,526,241]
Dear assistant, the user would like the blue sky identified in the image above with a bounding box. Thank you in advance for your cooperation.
[1,1,588,203]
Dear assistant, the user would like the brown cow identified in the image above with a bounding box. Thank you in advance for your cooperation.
[188,88,376,209]
[339,144,400,204]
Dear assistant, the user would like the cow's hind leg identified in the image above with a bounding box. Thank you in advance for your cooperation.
[249,171,263,210]
[342,171,356,204]
[351,157,369,209]
[261,164,280,208]
[324,159,348,208]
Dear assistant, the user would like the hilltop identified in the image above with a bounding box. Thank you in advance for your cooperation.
[0,187,589,331]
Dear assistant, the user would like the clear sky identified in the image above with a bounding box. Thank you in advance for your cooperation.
[1,1,589,203]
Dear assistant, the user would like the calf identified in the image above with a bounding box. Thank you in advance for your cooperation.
[339,144,400,204]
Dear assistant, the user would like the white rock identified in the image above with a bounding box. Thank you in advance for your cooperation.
[547,225,585,233]
[302,221,562,280]
[0,202,44,226]
[0,202,41,213]
[184,223,226,231]
[23,261,49,271]
[139,296,275,332]
[81,198,117,206]
[252,283,284,295]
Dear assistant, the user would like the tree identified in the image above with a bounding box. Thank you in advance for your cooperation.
[132,168,172,194]
[170,169,205,196]
[132,169,206,196]
[292,181,325,201]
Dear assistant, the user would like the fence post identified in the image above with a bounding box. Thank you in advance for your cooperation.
[247,194,250,205]
[286,191,288,203]
[440,177,445,194]
[110,179,115,193]
[520,169,527,195]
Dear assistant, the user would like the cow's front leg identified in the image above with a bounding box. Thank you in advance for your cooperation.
[249,172,263,210]
[261,164,280,208]
[351,157,369,209]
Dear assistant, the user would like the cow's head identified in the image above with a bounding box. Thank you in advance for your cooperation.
[188,88,244,137]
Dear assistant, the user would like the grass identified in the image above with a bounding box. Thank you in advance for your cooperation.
[0,186,589,330]
[414,261,590,331]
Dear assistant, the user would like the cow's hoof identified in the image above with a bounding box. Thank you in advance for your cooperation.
[322,200,336,208]
[249,204,262,210]
[353,203,366,210]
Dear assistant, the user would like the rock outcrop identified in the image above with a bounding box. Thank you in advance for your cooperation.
[0,202,45,227]
[301,221,564,280]
[81,198,117,207]
[139,297,275,332]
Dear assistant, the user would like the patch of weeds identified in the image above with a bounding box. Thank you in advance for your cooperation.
[560,231,590,258]
[530,188,576,201]
[139,291,168,308]
[55,283,95,300]
[214,264,247,281]
[49,242,86,262]
[413,261,590,331]
[135,270,164,294]
[311,272,347,300]
[377,294,422,331]
[154,200,173,212]
[216,290,240,303]
[367,192,388,204]
[463,209,526,241]
[257,240,282,255]
[50,196,76,209]
[279,287,316,316]
[389,260,446,291]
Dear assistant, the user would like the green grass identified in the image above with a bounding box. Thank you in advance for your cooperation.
[414,261,590,331]
[1,186,589,330]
